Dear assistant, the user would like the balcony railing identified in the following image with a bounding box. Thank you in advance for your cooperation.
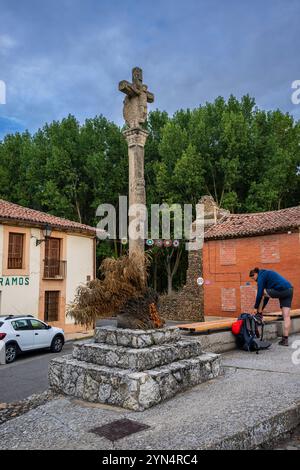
[43,260,67,279]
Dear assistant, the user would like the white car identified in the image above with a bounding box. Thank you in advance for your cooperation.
[0,315,65,364]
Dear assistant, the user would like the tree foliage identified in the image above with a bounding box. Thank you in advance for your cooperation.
[1,96,300,293]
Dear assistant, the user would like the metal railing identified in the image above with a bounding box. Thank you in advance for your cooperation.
[43,260,66,279]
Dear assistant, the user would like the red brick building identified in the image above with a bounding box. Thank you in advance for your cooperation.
[203,206,300,317]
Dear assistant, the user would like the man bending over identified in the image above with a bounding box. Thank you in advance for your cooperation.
[249,267,293,346]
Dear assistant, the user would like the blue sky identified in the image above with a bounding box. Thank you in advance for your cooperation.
[0,0,300,140]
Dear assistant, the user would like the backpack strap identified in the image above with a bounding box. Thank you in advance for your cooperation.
[253,313,265,341]
[260,322,264,341]
[249,316,257,337]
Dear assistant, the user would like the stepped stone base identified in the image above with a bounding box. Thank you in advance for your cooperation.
[49,326,222,411]
[94,326,181,348]
[72,339,203,371]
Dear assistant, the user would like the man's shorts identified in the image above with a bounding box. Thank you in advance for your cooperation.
[266,287,293,308]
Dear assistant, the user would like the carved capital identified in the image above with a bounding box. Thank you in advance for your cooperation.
[123,128,149,147]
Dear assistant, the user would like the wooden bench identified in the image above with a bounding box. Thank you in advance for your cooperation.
[263,310,300,318]
[177,316,279,333]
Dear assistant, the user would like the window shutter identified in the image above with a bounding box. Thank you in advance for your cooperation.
[8,233,24,269]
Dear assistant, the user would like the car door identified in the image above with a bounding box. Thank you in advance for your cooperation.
[29,319,51,348]
[11,319,35,351]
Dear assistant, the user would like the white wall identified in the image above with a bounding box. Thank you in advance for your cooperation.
[0,225,3,273]
[0,227,40,317]
[65,235,94,324]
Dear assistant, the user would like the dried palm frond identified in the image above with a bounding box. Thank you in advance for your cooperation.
[67,252,150,328]
[117,288,165,330]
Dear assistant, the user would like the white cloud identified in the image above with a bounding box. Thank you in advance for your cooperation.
[0,34,16,54]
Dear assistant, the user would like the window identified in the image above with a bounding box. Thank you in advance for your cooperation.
[44,238,61,278]
[44,291,60,322]
[8,233,24,269]
[30,319,47,330]
[12,319,31,331]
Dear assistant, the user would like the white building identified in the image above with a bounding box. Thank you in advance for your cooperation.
[0,199,96,333]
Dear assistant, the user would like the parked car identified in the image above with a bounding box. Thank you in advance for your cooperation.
[0,315,65,363]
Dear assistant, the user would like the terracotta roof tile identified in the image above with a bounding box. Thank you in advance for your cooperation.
[0,199,96,236]
[204,206,300,240]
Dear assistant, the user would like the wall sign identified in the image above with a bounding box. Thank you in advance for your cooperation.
[0,277,30,287]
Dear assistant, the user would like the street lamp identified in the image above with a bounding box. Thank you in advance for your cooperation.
[34,225,53,246]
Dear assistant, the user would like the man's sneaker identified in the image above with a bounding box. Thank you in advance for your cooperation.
[278,337,289,347]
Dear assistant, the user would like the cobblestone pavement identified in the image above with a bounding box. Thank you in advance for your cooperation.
[274,426,300,450]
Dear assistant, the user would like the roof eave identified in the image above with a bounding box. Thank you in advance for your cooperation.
[204,226,300,241]
[0,217,97,237]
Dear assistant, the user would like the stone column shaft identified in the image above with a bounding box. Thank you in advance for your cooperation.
[123,128,149,257]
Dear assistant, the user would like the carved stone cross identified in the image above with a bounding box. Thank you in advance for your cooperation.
[119,67,154,257]
[119,67,154,129]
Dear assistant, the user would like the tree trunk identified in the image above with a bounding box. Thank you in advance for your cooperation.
[165,249,173,295]
[172,245,182,280]
[114,239,118,258]
[75,197,82,224]
[153,255,158,291]
[167,272,173,295]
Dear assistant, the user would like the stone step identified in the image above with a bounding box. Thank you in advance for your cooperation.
[72,339,203,371]
[49,352,222,411]
[94,326,181,349]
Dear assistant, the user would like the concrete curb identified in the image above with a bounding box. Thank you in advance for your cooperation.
[65,335,94,343]
[183,317,300,354]
[205,402,300,450]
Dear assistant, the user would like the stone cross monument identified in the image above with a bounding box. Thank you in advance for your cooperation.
[119,67,154,256]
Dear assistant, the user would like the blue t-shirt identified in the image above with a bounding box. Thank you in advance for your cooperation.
[254,270,292,309]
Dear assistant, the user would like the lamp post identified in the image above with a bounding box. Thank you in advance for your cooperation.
[35,225,53,246]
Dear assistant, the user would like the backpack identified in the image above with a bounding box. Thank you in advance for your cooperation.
[232,313,271,353]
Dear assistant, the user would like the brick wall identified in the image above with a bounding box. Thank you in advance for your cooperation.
[203,232,300,317]
[221,288,236,312]
[220,240,236,265]
[260,237,280,264]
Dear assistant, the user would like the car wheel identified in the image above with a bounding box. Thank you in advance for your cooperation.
[6,343,17,363]
[50,335,64,353]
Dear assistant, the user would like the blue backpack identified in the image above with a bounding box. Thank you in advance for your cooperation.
[235,313,271,353]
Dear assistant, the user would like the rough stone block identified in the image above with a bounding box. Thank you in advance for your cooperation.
[94,326,181,348]
[72,340,203,371]
[49,352,221,411]
[49,326,222,412]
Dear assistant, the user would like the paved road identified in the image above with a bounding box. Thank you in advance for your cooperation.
[0,342,74,404]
